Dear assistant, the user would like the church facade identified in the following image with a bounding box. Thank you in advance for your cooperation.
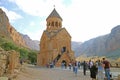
[37,8,75,67]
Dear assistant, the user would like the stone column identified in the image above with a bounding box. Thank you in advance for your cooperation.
[8,50,19,74]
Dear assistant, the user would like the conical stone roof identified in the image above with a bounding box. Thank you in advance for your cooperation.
[46,8,62,21]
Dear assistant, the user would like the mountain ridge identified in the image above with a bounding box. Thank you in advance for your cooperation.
[75,25,120,59]
[21,34,39,50]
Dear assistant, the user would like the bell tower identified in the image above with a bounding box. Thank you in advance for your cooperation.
[46,8,62,31]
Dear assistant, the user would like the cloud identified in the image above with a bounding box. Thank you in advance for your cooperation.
[61,0,120,41]
[22,28,43,40]
[8,0,53,16]
[0,7,23,23]
[7,0,120,42]
[29,22,35,26]
[8,0,67,17]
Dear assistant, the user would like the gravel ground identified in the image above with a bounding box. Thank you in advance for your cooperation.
[16,64,120,80]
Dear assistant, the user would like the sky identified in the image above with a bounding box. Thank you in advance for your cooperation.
[0,0,120,42]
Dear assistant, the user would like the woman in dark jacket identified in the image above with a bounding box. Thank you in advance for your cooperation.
[90,62,98,80]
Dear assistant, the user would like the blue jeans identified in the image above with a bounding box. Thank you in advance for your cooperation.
[74,67,78,74]
[105,68,110,80]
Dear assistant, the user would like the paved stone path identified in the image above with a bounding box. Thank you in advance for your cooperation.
[17,65,92,80]
[17,64,119,80]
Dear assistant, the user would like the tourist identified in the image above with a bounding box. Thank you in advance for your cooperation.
[78,61,81,69]
[61,62,65,69]
[64,62,67,69]
[97,60,104,80]
[90,62,98,80]
[20,59,23,65]
[72,61,75,72]
[89,60,93,77]
[83,61,87,75]
[68,62,72,70]
[46,63,49,68]
[50,62,54,68]
[102,58,111,80]
[74,61,78,76]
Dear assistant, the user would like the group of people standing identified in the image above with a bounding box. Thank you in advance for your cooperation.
[88,58,111,80]
[70,58,111,80]
[46,57,111,80]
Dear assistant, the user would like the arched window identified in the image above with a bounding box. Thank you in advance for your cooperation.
[48,22,50,26]
[55,22,58,27]
[61,47,66,53]
[52,21,54,26]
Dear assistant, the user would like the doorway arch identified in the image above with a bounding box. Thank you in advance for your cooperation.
[61,60,67,68]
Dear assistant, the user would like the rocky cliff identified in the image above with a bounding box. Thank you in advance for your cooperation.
[0,8,11,39]
[21,34,39,50]
[0,8,27,48]
[76,25,120,58]
[71,41,82,56]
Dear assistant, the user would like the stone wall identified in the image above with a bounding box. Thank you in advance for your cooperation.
[0,47,20,77]
[0,48,8,76]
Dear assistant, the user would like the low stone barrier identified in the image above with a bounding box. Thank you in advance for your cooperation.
[0,48,8,76]
[0,47,20,80]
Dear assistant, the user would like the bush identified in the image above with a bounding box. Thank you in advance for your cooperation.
[28,51,37,64]
[1,42,18,51]
[18,48,29,59]
[0,41,38,64]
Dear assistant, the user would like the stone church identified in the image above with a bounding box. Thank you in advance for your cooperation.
[37,8,75,67]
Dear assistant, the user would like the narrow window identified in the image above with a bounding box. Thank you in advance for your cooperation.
[52,21,54,26]
[55,22,58,27]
